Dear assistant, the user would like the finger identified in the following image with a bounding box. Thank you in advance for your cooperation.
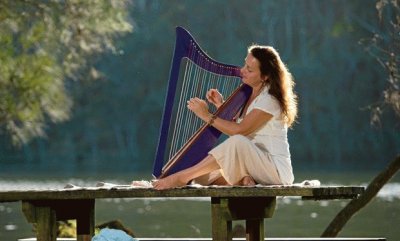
[211,89,220,96]
[206,89,215,98]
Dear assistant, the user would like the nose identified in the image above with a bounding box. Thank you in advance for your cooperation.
[240,67,245,77]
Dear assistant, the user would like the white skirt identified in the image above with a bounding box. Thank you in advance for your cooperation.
[195,134,282,185]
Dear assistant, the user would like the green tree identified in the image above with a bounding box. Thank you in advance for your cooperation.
[0,0,132,145]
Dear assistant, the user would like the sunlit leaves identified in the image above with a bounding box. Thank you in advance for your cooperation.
[362,0,400,126]
[0,0,132,145]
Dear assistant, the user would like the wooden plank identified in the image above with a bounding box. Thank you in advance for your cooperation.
[0,186,365,202]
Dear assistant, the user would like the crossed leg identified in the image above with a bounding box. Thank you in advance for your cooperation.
[151,156,258,190]
[152,154,220,190]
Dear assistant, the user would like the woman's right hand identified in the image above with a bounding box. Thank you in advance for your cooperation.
[206,89,224,108]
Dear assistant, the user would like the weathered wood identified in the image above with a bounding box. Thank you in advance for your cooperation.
[22,201,57,241]
[211,198,233,241]
[0,185,365,202]
[211,197,275,241]
[246,219,264,241]
[0,185,365,241]
[22,199,95,241]
[36,206,57,241]
[75,200,95,241]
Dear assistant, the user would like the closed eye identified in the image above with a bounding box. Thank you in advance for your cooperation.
[247,65,253,72]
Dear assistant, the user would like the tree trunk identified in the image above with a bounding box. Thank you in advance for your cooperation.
[322,155,400,237]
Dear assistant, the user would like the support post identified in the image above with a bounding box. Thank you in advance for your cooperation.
[212,198,233,241]
[22,201,58,241]
[211,197,276,241]
[75,199,95,241]
[246,219,264,241]
[22,199,95,241]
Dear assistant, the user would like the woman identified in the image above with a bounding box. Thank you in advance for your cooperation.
[153,45,297,190]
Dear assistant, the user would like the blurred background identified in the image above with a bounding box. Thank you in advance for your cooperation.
[0,0,399,176]
[0,0,399,240]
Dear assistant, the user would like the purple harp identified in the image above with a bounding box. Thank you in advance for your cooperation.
[153,27,252,178]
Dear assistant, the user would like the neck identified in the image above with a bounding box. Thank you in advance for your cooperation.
[252,84,264,97]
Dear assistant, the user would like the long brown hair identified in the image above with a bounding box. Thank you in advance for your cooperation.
[249,45,298,127]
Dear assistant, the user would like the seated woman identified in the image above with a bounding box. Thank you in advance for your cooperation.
[152,45,298,190]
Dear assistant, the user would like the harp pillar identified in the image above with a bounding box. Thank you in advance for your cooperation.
[211,196,276,241]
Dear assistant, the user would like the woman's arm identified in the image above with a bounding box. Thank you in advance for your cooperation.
[211,109,272,136]
[187,97,272,136]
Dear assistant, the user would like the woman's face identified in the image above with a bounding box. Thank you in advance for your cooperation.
[240,53,265,88]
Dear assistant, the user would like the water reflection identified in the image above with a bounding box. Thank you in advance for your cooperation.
[310,212,318,218]
[4,224,17,231]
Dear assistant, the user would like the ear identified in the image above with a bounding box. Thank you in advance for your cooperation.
[261,76,269,86]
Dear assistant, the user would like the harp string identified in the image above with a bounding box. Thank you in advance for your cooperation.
[167,44,242,162]
[168,56,192,159]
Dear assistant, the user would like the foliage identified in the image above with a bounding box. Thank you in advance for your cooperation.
[58,220,76,238]
[361,0,400,126]
[0,0,398,175]
[0,0,132,145]
[322,2,400,236]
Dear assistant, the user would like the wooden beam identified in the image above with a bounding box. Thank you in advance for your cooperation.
[22,201,57,241]
[22,199,95,241]
[246,219,264,241]
[211,197,276,241]
[211,198,233,241]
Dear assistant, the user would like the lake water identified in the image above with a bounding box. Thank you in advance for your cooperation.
[0,171,399,241]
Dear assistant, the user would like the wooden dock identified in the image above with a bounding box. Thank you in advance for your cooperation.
[0,184,366,241]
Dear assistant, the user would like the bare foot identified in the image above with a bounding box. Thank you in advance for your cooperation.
[152,173,188,190]
[237,176,256,186]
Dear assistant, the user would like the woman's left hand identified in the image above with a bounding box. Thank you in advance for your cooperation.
[187,97,210,121]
